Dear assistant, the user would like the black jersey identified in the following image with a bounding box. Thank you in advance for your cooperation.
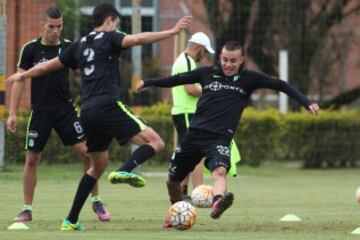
[144,67,311,139]
[18,38,73,109]
[59,31,126,110]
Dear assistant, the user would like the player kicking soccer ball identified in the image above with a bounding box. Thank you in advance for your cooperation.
[136,41,320,226]
[6,3,192,231]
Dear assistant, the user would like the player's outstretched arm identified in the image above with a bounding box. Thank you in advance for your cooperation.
[122,16,192,48]
[6,57,64,84]
[139,67,206,91]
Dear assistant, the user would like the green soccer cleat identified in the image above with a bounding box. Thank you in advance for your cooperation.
[60,220,84,231]
[108,171,146,188]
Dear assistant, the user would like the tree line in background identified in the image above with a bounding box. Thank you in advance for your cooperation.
[203,0,360,109]
[56,0,360,109]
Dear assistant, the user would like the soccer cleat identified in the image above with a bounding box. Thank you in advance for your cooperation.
[92,201,110,222]
[60,220,84,231]
[210,192,234,219]
[162,217,172,228]
[108,171,146,188]
[13,209,32,222]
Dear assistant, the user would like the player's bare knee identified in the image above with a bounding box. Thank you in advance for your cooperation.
[155,138,165,152]
[75,143,90,160]
[25,152,40,167]
[148,139,165,152]
[212,167,227,178]
[25,158,40,168]
[78,149,90,161]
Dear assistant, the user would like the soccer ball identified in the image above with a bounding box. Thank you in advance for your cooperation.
[166,201,197,230]
[191,184,213,208]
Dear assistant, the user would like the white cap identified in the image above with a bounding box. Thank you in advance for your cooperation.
[188,32,215,54]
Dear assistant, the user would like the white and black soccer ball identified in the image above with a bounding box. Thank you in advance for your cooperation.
[191,184,213,208]
[166,201,197,230]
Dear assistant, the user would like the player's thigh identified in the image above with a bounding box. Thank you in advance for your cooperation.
[130,127,163,146]
[80,107,113,152]
[102,101,148,145]
[26,110,53,152]
[169,136,203,182]
[54,106,85,146]
[203,138,231,173]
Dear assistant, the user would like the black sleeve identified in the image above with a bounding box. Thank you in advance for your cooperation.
[109,31,127,51]
[249,71,311,108]
[59,42,78,69]
[62,40,77,70]
[17,43,34,70]
[144,67,208,88]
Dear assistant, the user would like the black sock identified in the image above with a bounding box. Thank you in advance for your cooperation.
[67,174,97,223]
[118,144,155,172]
[182,185,188,195]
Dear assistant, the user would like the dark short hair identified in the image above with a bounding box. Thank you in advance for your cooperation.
[223,41,244,55]
[92,3,121,27]
[45,6,62,19]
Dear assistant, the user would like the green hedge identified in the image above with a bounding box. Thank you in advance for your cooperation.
[5,105,360,168]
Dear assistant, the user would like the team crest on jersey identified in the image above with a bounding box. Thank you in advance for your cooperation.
[28,139,35,147]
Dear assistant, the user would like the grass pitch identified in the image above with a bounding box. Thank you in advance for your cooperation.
[0,162,360,239]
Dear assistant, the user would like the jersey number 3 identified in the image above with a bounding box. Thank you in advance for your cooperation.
[83,48,95,76]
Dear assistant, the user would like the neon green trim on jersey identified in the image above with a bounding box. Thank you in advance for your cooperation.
[171,52,200,115]
[17,39,37,67]
[116,101,146,131]
[40,39,61,46]
[116,30,128,35]
[25,111,33,150]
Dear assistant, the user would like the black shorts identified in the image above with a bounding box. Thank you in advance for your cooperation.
[172,113,195,142]
[168,129,231,182]
[80,101,147,152]
[26,105,85,152]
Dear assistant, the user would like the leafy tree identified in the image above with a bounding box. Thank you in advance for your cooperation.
[203,0,360,108]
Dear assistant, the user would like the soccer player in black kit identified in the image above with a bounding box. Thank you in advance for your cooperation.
[136,41,320,226]
[7,7,109,223]
[6,3,192,231]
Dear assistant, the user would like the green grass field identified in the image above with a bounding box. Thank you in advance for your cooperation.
[1,162,360,240]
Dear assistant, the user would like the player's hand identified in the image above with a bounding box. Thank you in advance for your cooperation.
[171,16,192,34]
[5,72,24,85]
[136,80,148,93]
[7,114,17,133]
[308,103,320,116]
